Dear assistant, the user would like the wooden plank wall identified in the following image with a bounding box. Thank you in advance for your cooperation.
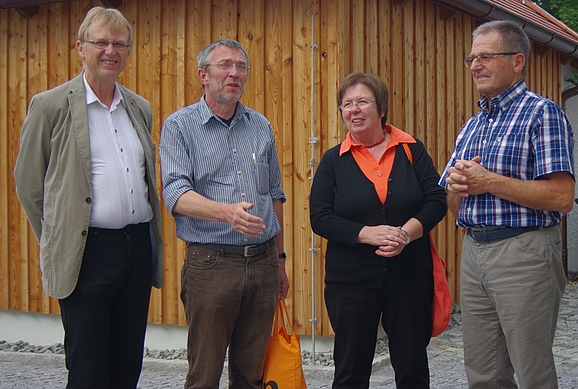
[0,0,563,337]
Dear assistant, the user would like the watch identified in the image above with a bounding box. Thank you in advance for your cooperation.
[278,252,287,259]
[401,229,411,244]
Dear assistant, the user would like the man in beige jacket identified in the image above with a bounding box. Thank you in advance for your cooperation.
[14,7,163,389]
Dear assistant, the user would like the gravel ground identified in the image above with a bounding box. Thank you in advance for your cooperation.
[1,282,575,389]
[0,338,393,368]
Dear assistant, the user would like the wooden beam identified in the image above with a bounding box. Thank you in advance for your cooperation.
[561,54,573,65]
[393,0,411,6]
[438,4,458,22]
[100,0,122,8]
[15,6,38,18]
[533,41,552,57]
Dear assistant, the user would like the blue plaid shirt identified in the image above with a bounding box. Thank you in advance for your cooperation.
[160,96,286,245]
[439,80,574,228]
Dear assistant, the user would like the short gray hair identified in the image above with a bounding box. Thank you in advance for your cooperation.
[473,20,530,75]
[197,39,249,69]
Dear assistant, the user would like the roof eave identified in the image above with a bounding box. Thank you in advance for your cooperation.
[429,0,578,60]
[0,0,74,7]
[0,0,122,18]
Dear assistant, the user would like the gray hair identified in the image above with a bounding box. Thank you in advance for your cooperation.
[197,39,249,69]
[473,20,530,75]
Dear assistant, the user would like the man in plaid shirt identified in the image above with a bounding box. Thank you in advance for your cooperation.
[440,20,574,389]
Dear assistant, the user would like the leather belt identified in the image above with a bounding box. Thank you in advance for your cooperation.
[193,237,276,258]
[467,226,540,243]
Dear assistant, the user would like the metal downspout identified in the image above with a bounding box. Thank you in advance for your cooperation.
[562,84,578,277]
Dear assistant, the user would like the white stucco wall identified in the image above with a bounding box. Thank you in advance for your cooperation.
[0,309,335,353]
[563,64,578,275]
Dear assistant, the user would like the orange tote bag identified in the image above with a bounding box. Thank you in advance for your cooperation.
[262,298,307,389]
[430,233,452,337]
[401,143,452,336]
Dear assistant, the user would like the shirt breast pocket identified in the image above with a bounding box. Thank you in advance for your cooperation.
[256,156,270,195]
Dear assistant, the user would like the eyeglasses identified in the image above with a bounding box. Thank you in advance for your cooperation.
[207,62,249,74]
[464,52,518,67]
[85,40,131,51]
[338,99,377,112]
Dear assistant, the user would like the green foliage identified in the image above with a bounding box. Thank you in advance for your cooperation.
[535,0,578,85]
[535,0,578,32]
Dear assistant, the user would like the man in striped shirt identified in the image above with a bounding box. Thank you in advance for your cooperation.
[440,20,574,388]
[160,39,288,389]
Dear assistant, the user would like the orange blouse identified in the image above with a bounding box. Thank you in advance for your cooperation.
[339,124,416,204]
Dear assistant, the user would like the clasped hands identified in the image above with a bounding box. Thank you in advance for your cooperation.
[359,225,408,258]
[445,156,488,197]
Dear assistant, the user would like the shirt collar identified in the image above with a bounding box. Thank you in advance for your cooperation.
[478,79,527,113]
[198,95,250,126]
[339,124,415,156]
[82,72,124,109]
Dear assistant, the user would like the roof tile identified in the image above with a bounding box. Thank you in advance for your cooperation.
[489,0,578,43]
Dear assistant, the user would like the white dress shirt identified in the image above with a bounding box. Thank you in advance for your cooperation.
[84,75,152,229]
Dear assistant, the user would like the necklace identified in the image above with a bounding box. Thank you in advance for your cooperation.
[363,133,387,148]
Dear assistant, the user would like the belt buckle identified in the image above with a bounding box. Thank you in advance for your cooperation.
[243,245,258,257]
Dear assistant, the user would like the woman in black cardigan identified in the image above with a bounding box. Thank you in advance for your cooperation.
[310,72,447,388]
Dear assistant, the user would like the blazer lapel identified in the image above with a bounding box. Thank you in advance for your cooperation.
[68,74,92,182]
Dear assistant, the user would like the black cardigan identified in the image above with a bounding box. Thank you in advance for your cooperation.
[310,138,447,288]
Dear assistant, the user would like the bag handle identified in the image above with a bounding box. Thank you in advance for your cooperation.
[272,298,294,336]
[402,142,413,164]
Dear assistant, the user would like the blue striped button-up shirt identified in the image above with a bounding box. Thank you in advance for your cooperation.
[160,97,286,245]
[439,80,574,229]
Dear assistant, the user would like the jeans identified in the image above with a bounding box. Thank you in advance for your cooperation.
[181,242,280,389]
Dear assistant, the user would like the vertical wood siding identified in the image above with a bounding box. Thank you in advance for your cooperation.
[0,0,562,336]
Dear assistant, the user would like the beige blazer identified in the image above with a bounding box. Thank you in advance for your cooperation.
[14,73,164,299]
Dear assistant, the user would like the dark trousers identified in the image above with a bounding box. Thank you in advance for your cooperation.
[325,269,432,389]
[181,243,280,389]
[58,222,153,389]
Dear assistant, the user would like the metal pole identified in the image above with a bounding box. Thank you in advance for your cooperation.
[301,0,317,362]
